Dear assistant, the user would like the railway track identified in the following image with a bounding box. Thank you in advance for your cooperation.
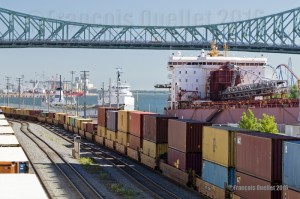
[12,120,105,199]
[12,118,184,199]
[41,122,182,199]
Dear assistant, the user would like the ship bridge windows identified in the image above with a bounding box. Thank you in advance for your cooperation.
[207,62,212,65]
[192,62,198,65]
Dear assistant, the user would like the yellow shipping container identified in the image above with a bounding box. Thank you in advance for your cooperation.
[202,126,237,167]
[75,119,93,129]
[106,130,117,141]
[117,110,132,132]
[0,106,7,114]
[66,116,73,125]
[97,125,106,137]
[55,113,64,121]
[6,107,16,114]
[117,131,128,145]
[81,122,89,132]
[16,109,22,115]
[22,109,30,116]
[142,140,167,159]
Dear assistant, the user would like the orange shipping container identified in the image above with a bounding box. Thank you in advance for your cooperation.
[129,111,156,138]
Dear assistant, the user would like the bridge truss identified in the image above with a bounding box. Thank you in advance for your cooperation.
[0,7,300,53]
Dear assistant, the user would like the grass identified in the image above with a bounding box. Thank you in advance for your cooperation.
[42,133,63,145]
[79,157,94,165]
[109,183,137,199]
[79,157,139,198]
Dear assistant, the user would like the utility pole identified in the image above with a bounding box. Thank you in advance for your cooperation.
[102,82,105,106]
[64,81,70,114]
[70,71,76,115]
[70,71,76,94]
[5,76,11,107]
[109,78,111,107]
[80,71,89,118]
[16,77,22,109]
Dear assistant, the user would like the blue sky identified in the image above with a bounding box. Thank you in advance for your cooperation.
[0,1,299,90]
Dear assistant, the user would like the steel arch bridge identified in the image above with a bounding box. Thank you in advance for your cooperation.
[1,7,300,53]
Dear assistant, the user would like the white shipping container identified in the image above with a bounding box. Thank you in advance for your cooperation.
[285,125,300,138]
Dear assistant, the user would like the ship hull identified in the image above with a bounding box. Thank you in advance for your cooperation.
[165,107,299,125]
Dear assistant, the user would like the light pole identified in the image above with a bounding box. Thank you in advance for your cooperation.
[16,77,22,109]
[5,76,11,107]
[80,71,89,118]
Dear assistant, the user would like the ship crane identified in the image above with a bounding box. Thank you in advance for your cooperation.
[221,80,287,100]
[220,64,288,100]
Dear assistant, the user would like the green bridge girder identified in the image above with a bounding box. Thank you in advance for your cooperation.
[0,7,300,53]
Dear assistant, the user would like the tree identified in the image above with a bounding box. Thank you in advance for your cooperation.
[238,109,279,134]
[289,85,299,99]
[238,109,259,131]
[258,113,278,134]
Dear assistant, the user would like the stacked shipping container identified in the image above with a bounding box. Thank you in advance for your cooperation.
[235,132,300,199]
[115,110,131,154]
[282,141,300,198]
[201,126,238,197]
[141,115,177,169]
[127,111,155,161]
[167,119,210,174]
[95,107,118,146]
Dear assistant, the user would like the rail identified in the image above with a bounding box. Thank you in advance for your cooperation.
[10,120,104,199]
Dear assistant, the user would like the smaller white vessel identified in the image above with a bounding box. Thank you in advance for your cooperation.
[98,69,135,110]
[42,88,76,107]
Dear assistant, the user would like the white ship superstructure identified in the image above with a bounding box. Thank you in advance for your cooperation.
[99,82,135,110]
[167,44,268,109]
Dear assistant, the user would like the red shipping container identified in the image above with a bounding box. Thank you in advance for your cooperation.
[48,112,55,119]
[235,171,281,199]
[97,107,118,127]
[167,147,202,174]
[29,110,42,116]
[128,134,142,150]
[129,111,156,138]
[236,132,300,183]
[143,115,178,143]
[168,119,211,153]
[86,122,97,133]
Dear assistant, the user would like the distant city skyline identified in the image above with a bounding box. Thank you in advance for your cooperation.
[0,1,299,90]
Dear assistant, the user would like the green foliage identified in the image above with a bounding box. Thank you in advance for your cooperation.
[238,109,259,131]
[238,109,278,134]
[110,183,137,199]
[79,157,94,165]
[289,85,299,99]
[258,114,278,134]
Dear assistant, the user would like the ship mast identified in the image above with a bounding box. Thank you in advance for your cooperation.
[116,67,122,109]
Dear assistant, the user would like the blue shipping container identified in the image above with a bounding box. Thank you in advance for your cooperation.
[283,141,300,192]
[202,160,235,189]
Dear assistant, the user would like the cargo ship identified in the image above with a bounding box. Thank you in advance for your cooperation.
[164,42,299,124]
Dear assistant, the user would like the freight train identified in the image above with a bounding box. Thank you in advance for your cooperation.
[0,111,48,199]
[1,105,300,199]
